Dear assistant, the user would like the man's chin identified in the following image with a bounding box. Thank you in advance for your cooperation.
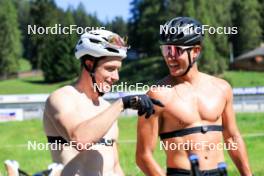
[170,70,182,77]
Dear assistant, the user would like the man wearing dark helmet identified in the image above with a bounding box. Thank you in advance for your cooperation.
[136,17,253,176]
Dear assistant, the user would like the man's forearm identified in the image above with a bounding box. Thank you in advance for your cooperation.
[72,99,123,145]
[114,163,125,176]
[137,154,165,176]
[226,135,252,175]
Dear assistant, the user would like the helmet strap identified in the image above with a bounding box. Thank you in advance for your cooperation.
[180,49,194,76]
[83,59,105,96]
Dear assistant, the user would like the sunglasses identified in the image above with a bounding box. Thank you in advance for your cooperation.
[160,45,194,57]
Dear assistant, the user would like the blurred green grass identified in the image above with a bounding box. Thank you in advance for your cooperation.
[0,113,263,175]
[222,71,264,87]
[0,76,73,94]
[0,70,264,95]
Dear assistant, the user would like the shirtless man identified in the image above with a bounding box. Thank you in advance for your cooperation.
[43,29,163,176]
[136,17,253,176]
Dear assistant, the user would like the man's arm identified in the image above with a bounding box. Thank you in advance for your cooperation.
[46,90,161,150]
[46,91,124,148]
[136,92,165,176]
[221,82,252,176]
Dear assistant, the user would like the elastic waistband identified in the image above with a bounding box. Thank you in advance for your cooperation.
[46,136,115,146]
[167,167,221,176]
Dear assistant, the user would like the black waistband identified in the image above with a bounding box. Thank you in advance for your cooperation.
[47,136,68,144]
[167,167,221,176]
[160,125,223,140]
[47,136,115,146]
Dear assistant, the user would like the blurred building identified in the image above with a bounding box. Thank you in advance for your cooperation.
[232,45,264,71]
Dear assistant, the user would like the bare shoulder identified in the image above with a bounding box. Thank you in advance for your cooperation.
[46,85,77,113]
[147,75,173,103]
[206,73,233,97]
[147,77,170,98]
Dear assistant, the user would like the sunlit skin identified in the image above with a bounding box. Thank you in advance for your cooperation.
[43,56,124,176]
[92,57,121,93]
[136,46,253,176]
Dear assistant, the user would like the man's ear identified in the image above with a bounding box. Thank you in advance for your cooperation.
[84,59,94,71]
[193,46,201,60]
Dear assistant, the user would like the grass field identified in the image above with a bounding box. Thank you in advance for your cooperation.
[0,70,264,95]
[0,76,73,94]
[0,113,263,175]
[222,71,264,87]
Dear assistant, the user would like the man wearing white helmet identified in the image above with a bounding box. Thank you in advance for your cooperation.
[43,29,164,176]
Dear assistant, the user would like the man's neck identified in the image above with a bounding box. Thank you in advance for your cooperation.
[75,71,100,101]
[174,65,201,85]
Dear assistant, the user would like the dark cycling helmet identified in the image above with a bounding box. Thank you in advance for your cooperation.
[160,17,203,46]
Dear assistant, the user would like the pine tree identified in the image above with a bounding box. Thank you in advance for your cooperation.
[73,2,102,34]
[231,0,262,56]
[258,0,264,41]
[41,9,79,82]
[0,0,22,78]
[13,0,31,61]
[194,0,231,74]
[106,16,127,37]
[28,0,58,69]
[128,0,168,56]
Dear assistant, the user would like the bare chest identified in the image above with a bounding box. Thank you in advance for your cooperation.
[161,83,226,130]
[75,97,109,120]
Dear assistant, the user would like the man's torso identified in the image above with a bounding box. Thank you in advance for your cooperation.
[43,85,118,175]
[155,73,228,170]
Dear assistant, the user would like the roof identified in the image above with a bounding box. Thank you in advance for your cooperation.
[235,46,264,61]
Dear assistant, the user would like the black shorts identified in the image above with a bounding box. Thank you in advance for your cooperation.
[167,167,224,176]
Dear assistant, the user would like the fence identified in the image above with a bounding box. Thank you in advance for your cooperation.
[0,87,264,122]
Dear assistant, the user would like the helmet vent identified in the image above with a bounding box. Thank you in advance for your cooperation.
[90,38,101,44]
[105,47,119,53]
[102,37,108,41]
[177,32,184,39]
[78,40,83,45]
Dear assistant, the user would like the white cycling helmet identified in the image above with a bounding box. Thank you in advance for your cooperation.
[75,29,128,60]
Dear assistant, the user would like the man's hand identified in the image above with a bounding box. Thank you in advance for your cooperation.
[122,94,164,118]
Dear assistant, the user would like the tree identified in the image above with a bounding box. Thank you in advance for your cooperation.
[106,16,127,37]
[0,0,22,78]
[128,0,168,56]
[12,0,30,60]
[258,0,264,41]
[193,0,232,74]
[41,9,79,82]
[231,0,262,57]
[28,0,58,69]
[72,2,102,36]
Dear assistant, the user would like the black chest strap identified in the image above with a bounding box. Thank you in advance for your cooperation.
[159,125,223,140]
